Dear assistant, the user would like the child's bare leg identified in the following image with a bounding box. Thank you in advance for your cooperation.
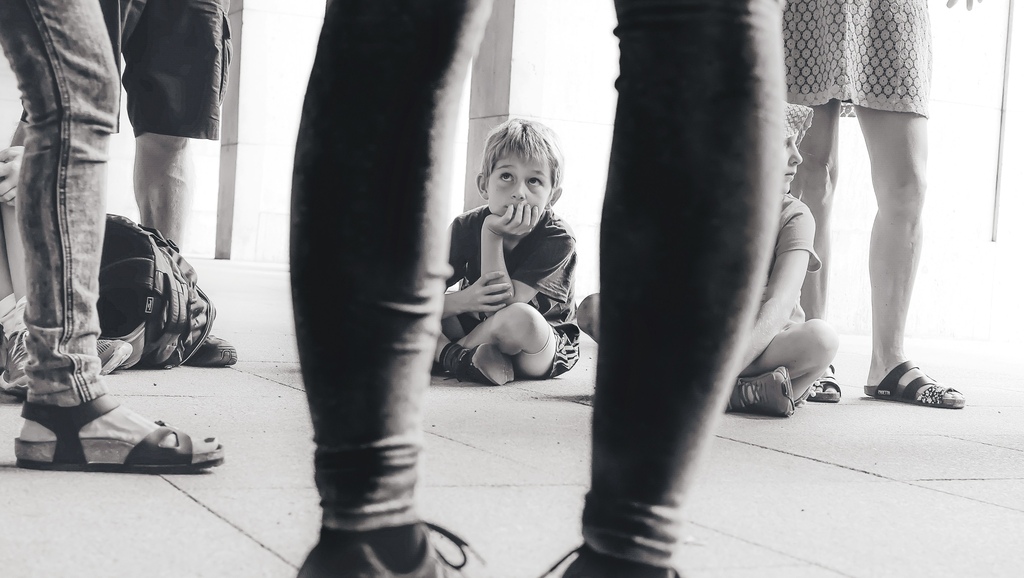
[458,303,551,357]
[741,319,839,399]
[578,293,600,343]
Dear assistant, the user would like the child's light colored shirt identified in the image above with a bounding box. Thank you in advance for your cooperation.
[766,193,822,326]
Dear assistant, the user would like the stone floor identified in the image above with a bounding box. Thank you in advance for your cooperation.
[1,259,1022,578]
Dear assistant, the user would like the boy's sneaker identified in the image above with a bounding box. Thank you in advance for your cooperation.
[0,330,29,401]
[727,366,796,417]
[98,339,133,375]
[443,343,512,386]
[184,334,238,367]
[297,522,478,578]
[543,545,681,578]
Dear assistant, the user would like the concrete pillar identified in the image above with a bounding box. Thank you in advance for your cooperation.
[216,0,326,261]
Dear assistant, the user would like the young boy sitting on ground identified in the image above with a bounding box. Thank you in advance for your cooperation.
[578,103,838,416]
[435,118,580,385]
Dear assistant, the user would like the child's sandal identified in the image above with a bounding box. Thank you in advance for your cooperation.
[807,365,841,403]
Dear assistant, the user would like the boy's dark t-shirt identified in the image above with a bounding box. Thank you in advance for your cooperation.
[447,205,580,346]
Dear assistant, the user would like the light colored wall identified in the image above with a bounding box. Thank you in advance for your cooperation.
[217,0,326,262]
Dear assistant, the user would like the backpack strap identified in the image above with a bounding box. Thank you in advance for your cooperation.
[144,239,192,366]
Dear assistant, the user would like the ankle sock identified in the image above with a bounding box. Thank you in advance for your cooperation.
[320,524,427,573]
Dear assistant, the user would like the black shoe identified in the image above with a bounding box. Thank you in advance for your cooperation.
[452,344,512,385]
[297,522,478,578]
[544,545,682,577]
[184,334,237,367]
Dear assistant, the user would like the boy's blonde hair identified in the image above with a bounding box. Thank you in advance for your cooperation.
[480,118,565,190]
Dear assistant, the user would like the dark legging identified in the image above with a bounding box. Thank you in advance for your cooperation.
[291,0,783,567]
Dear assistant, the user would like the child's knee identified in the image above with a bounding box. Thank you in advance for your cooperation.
[803,319,838,365]
[493,303,549,348]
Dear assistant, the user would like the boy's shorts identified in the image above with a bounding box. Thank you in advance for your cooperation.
[548,328,580,378]
[105,0,232,139]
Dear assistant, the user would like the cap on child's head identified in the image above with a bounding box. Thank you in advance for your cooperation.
[785,103,814,146]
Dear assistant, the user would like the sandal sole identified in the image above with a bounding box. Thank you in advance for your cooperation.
[15,456,224,474]
[864,385,965,409]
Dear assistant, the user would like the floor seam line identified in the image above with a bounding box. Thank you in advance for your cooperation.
[232,369,305,392]
[717,436,1024,513]
[424,430,549,473]
[160,477,297,569]
[686,520,859,578]
[715,435,889,479]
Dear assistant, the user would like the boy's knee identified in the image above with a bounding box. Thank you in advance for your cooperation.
[493,303,549,346]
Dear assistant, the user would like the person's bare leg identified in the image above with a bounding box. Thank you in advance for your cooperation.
[456,303,550,355]
[134,132,193,243]
[856,106,961,406]
[577,293,600,343]
[856,107,926,383]
[788,100,840,321]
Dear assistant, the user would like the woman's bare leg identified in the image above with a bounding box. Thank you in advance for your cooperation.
[854,106,962,408]
[788,100,840,322]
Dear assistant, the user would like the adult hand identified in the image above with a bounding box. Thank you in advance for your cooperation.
[0,146,25,204]
[456,271,512,314]
[946,0,981,10]
[483,201,542,239]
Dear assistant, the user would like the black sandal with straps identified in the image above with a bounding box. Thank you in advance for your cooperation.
[864,360,965,409]
[15,395,224,473]
[807,364,841,403]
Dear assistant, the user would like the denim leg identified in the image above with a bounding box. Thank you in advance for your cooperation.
[0,0,119,406]
[583,0,785,566]
[290,0,493,531]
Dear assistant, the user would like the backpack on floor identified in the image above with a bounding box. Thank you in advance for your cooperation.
[97,214,216,369]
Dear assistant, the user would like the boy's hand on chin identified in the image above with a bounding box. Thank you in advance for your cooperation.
[484,201,541,238]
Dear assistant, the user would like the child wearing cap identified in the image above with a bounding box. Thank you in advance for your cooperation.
[578,103,838,417]
[434,118,580,386]
[725,103,839,416]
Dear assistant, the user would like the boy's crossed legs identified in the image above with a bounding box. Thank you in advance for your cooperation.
[437,302,555,385]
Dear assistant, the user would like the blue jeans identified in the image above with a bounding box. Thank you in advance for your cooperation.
[291,0,782,567]
[0,0,119,406]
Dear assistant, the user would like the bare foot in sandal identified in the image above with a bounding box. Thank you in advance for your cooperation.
[865,360,965,409]
[16,396,224,472]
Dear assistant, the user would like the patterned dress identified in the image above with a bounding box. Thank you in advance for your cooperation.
[784,0,932,118]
